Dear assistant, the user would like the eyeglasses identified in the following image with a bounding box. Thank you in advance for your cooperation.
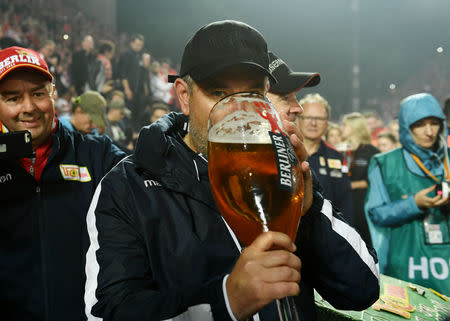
[298,116,328,123]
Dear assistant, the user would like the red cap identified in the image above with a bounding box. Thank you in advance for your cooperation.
[0,46,53,82]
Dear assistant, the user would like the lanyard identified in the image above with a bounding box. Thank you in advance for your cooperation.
[410,153,450,183]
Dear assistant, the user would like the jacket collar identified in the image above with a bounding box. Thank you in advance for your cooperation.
[134,112,218,209]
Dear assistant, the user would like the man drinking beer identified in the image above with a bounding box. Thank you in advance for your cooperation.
[84,20,379,321]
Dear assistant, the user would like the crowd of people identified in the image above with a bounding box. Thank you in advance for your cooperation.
[0,1,449,321]
[0,0,175,152]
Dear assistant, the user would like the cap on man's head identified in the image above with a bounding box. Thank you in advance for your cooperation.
[268,51,320,94]
[0,46,53,82]
[109,98,131,117]
[75,91,107,127]
[168,20,275,83]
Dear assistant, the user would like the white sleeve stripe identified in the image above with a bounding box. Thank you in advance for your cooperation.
[321,199,380,280]
[84,183,103,321]
[222,275,239,321]
[221,218,260,321]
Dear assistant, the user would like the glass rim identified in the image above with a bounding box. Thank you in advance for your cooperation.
[211,91,267,110]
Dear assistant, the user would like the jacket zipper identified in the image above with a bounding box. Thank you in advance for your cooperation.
[31,157,50,320]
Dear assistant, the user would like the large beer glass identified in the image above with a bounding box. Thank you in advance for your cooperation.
[208,92,304,321]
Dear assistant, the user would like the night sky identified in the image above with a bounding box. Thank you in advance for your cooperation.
[117,0,450,120]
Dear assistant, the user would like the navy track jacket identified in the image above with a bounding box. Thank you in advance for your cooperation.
[85,113,380,321]
[0,123,125,321]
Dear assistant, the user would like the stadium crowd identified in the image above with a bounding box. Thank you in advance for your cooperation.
[0,1,449,320]
[1,0,175,151]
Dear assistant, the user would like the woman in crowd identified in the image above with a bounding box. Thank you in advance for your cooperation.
[365,93,450,296]
[376,131,399,153]
[325,122,343,148]
[341,112,379,246]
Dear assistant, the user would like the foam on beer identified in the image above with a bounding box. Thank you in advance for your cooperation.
[208,110,273,144]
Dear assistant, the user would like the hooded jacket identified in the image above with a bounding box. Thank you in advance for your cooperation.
[365,93,450,294]
[0,122,125,320]
[85,112,379,321]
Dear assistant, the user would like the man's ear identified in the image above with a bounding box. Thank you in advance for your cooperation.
[49,83,56,100]
[174,78,191,116]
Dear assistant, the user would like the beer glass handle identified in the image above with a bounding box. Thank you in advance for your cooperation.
[276,296,300,321]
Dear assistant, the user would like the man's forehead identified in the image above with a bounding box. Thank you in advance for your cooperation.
[0,69,51,88]
[302,101,327,113]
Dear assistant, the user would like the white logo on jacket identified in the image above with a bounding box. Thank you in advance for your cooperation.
[0,173,12,183]
[144,180,162,187]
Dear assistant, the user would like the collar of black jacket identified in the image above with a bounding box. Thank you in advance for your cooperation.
[134,112,218,210]
[134,112,189,174]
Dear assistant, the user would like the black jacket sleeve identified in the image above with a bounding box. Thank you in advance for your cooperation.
[297,188,380,310]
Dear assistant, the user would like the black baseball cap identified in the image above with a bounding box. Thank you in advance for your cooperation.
[168,20,276,83]
[268,51,320,94]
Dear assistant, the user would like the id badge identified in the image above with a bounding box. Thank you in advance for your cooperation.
[423,221,444,244]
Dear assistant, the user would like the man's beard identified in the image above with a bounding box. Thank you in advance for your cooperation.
[188,117,208,157]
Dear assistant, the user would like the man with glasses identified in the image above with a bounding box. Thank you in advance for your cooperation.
[297,94,354,223]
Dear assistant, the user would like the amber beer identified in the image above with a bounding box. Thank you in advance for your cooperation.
[208,140,303,246]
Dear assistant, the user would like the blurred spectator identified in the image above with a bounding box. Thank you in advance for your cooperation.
[0,24,22,48]
[71,34,95,95]
[376,131,399,153]
[94,40,116,94]
[160,58,177,108]
[387,118,400,142]
[325,122,343,148]
[135,52,152,128]
[59,90,106,134]
[365,93,450,295]
[342,112,379,246]
[297,93,354,223]
[444,96,450,146]
[149,102,170,123]
[110,89,125,101]
[363,110,387,147]
[38,39,55,62]
[104,98,133,153]
[118,33,145,131]
[55,89,72,117]
[149,60,174,105]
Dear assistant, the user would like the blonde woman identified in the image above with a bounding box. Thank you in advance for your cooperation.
[325,122,343,148]
[341,112,379,246]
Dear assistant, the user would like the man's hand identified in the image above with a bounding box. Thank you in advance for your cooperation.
[414,184,449,209]
[282,119,313,214]
[226,231,301,321]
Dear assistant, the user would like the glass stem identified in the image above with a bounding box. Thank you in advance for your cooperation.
[276,297,300,321]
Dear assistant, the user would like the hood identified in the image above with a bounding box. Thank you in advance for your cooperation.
[134,112,189,174]
[399,93,447,171]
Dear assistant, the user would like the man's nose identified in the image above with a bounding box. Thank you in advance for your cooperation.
[289,102,303,121]
[22,95,36,113]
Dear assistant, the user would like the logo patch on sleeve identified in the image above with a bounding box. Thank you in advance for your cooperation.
[59,164,91,182]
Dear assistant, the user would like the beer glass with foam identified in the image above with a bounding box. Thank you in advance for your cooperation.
[208,92,304,321]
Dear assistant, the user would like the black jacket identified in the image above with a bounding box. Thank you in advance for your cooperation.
[308,140,354,224]
[0,123,125,321]
[85,113,380,321]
